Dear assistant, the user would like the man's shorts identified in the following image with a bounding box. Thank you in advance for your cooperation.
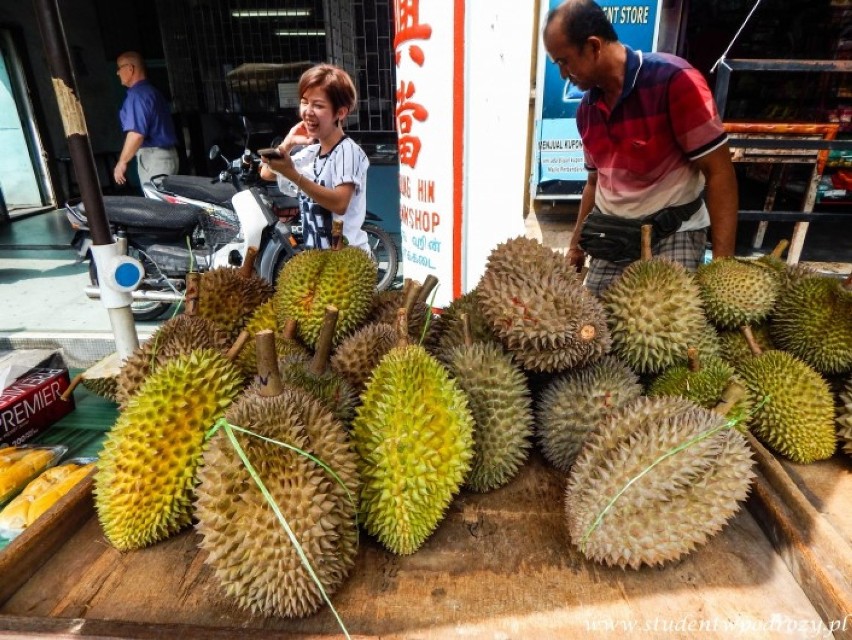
[583,228,709,297]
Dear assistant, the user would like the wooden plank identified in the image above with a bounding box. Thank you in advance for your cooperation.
[0,473,95,606]
[0,454,832,639]
[778,456,852,548]
[746,436,852,639]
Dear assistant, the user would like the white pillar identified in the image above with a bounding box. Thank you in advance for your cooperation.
[394,1,534,308]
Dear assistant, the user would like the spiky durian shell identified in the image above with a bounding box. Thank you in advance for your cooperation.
[331,322,398,395]
[198,267,274,339]
[275,248,376,349]
[648,354,751,423]
[603,258,707,374]
[478,238,610,373]
[566,396,754,569]
[697,258,780,329]
[718,324,774,370]
[738,350,836,463]
[770,276,852,375]
[278,355,358,425]
[838,376,852,456]
[756,254,819,296]
[95,349,243,550]
[537,356,641,472]
[195,387,359,618]
[115,314,230,407]
[445,341,533,492]
[352,344,474,555]
[82,376,118,403]
[435,290,499,362]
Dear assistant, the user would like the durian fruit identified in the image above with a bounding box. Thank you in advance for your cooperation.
[737,326,836,464]
[198,247,275,339]
[444,314,533,492]
[648,348,751,422]
[352,309,474,555]
[195,332,359,618]
[837,375,852,456]
[435,288,499,362]
[718,323,773,370]
[78,352,121,402]
[565,391,754,569]
[755,239,819,295]
[115,274,230,406]
[696,257,780,329]
[275,221,377,349]
[770,275,852,375]
[331,322,397,396]
[95,349,244,550]
[477,237,610,372]
[537,356,641,472]
[603,226,708,374]
[277,306,358,425]
[237,305,309,379]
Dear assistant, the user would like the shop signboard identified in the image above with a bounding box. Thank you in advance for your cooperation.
[533,0,663,199]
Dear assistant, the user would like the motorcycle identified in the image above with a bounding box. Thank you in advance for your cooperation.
[142,127,400,293]
[64,152,302,321]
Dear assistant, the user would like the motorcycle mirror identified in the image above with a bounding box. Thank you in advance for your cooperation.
[208,145,220,161]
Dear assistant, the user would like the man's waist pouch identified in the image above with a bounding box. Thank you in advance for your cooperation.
[578,196,703,264]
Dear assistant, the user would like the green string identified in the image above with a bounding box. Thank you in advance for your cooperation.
[206,418,352,638]
[579,394,769,552]
[418,285,439,347]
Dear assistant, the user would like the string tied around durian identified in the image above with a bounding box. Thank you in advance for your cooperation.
[206,417,355,640]
[579,392,769,553]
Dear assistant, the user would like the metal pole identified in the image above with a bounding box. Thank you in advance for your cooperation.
[32,0,139,357]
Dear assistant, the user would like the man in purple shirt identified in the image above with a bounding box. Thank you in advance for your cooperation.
[113,51,179,188]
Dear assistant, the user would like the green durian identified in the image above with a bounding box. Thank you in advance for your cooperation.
[566,395,754,569]
[697,258,780,329]
[95,349,244,550]
[195,386,358,618]
[445,340,533,492]
[737,337,836,464]
[770,275,852,375]
[352,326,474,555]
[648,349,751,423]
[275,247,376,349]
[603,257,707,374]
[537,356,641,472]
[436,289,499,362]
[115,313,230,407]
[718,323,773,370]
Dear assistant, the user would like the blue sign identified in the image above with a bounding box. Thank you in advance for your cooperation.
[534,0,662,197]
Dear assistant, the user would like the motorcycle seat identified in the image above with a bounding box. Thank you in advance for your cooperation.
[81,196,201,233]
[161,175,237,206]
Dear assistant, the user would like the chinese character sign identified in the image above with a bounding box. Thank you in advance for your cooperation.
[534,0,662,198]
[394,0,460,306]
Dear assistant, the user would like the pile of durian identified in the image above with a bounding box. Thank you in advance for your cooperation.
[86,227,851,617]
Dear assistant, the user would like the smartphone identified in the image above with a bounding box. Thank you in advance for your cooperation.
[257,147,283,159]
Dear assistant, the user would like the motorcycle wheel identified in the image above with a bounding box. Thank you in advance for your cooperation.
[363,223,399,292]
[88,256,172,322]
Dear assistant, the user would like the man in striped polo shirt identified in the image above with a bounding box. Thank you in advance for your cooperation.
[544,0,738,296]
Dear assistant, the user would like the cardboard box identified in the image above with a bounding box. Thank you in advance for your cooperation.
[0,351,75,447]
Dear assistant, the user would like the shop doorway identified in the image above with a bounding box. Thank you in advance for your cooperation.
[0,29,53,219]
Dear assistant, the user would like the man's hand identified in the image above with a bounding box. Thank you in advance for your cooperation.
[567,246,586,272]
[113,160,128,185]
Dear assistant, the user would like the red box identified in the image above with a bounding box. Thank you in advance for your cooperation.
[0,368,75,447]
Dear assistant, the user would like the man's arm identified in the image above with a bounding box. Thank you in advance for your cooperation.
[114,131,145,185]
[567,170,597,270]
[693,143,738,258]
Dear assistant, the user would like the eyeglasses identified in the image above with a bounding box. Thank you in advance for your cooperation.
[116,63,133,74]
